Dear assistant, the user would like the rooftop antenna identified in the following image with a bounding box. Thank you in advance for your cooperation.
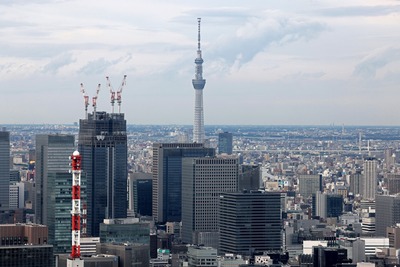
[80,83,89,119]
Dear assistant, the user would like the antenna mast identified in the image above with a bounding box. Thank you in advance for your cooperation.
[68,151,84,267]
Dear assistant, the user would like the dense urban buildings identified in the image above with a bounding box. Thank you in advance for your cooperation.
[152,143,215,223]
[78,111,128,237]
[5,121,400,266]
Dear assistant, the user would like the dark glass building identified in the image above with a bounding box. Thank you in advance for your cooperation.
[218,132,233,154]
[152,143,215,223]
[0,131,10,212]
[130,174,152,216]
[79,111,127,237]
[0,245,54,267]
[219,191,283,255]
[376,194,400,237]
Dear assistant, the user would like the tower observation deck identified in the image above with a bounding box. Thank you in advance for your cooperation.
[192,18,206,143]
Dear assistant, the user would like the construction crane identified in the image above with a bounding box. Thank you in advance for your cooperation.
[80,83,89,119]
[106,75,127,113]
[92,83,101,119]
[106,76,116,113]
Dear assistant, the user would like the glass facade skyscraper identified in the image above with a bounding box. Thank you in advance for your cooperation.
[0,131,10,212]
[218,132,233,155]
[35,134,75,253]
[79,111,127,237]
[152,143,215,223]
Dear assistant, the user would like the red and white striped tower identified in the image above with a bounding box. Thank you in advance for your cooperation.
[68,151,84,267]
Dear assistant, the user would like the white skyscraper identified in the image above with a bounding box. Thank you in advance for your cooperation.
[192,18,206,143]
[363,157,377,200]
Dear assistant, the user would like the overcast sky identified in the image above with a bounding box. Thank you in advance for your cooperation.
[1,0,399,126]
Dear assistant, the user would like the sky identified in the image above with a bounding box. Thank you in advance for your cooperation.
[0,0,400,126]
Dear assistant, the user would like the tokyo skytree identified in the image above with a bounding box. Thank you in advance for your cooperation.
[192,18,206,143]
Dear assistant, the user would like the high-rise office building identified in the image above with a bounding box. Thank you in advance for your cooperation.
[312,192,343,219]
[0,131,10,212]
[375,195,400,237]
[79,111,127,237]
[350,169,362,195]
[192,18,206,143]
[238,164,261,191]
[181,157,239,247]
[385,173,400,195]
[385,148,395,170]
[219,191,282,255]
[363,157,377,200]
[128,172,152,216]
[35,134,75,253]
[298,174,322,199]
[218,132,233,154]
[152,143,215,223]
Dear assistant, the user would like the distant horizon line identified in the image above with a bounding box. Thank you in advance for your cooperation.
[1,123,400,128]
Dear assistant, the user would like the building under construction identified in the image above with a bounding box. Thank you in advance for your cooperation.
[78,77,128,237]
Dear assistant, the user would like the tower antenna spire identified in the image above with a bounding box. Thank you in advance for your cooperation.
[192,18,206,143]
[197,17,201,51]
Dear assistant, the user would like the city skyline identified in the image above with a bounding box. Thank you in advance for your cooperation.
[0,0,399,126]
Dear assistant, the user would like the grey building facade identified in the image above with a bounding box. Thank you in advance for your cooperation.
[152,143,215,223]
[375,194,400,237]
[298,174,322,199]
[0,131,10,212]
[219,191,282,255]
[79,111,127,237]
[35,134,75,253]
[181,157,239,246]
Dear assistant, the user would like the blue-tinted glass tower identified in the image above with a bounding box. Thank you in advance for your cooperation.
[218,132,233,154]
[79,111,127,237]
[0,131,10,212]
[152,143,215,223]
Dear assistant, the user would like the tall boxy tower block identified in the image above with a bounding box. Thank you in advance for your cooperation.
[79,111,127,237]
[0,131,10,212]
[192,18,206,143]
